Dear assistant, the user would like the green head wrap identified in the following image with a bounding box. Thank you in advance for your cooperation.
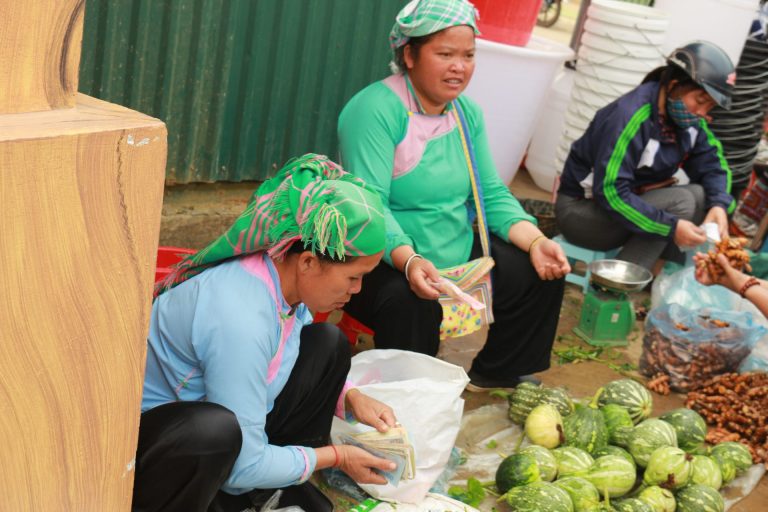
[155,153,385,296]
[389,0,479,50]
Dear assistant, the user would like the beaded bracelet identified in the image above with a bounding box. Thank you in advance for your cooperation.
[739,276,760,298]
[403,253,423,282]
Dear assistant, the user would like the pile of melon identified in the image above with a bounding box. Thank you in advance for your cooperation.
[492,379,754,511]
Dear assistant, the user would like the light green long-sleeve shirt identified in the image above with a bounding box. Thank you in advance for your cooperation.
[338,74,535,268]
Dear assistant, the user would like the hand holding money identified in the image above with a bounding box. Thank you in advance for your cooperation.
[345,388,397,432]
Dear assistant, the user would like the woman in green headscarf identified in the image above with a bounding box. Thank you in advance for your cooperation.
[133,154,395,512]
[338,0,570,391]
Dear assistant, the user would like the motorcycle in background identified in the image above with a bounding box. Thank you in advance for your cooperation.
[537,0,562,27]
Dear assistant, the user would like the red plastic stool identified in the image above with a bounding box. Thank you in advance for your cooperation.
[314,310,374,346]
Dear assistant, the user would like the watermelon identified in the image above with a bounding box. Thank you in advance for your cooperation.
[526,403,564,449]
[564,404,608,455]
[553,477,601,512]
[674,484,725,512]
[520,445,558,482]
[593,445,636,469]
[686,443,710,456]
[659,408,707,452]
[613,498,654,512]
[553,446,595,478]
[712,454,737,484]
[496,453,541,493]
[594,379,653,424]
[504,481,574,512]
[628,419,678,468]
[643,446,693,490]
[601,404,635,447]
[539,386,575,417]
[637,485,675,512]
[710,442,753,475]
[585,455,637,498]
[508,382,542,424]
[690,455,723,490]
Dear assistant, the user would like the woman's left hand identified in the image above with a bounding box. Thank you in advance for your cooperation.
[345,388,397,433]
[530,239,571,281]
[702,206,728,239]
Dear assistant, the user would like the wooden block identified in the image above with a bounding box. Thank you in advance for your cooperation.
[0,94,166,510]
[0,0,84,114]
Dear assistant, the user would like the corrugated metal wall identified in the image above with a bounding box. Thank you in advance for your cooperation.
[79,0,402,183]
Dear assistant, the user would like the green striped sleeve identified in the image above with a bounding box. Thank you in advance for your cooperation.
[603,104,672,236]
[700,119,736,214]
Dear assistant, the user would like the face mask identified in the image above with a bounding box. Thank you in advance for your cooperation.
[666,97,700,129]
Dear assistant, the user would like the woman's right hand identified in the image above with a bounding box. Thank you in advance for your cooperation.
[693,252,748,293]
[674,219,706,248]
[336,444,397,485]
[406,257,442,300]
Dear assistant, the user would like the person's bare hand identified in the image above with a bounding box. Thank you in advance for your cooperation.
[530,239,571,280]
[702,206,728,239]
[674,219,706,248]
[693,252,748,293]
[345,389,397,433]
[406,257,442,300]
[336,445,396,485]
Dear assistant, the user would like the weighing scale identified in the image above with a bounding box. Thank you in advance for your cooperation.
[573,259,653,347]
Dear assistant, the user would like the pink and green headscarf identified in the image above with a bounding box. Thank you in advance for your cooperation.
[389,0,479,50]
[155,153,385,296]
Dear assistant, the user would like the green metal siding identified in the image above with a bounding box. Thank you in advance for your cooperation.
[79,0,402,183]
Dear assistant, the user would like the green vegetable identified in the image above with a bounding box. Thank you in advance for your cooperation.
[448,477,486,507]
[601,404,635,446]
[553,446,595,478]
[628,419,677,468]
[637,485,675,512]
[659,408,707,452]
[674,483,725,512]
[593,445,636,470]
[507,382,542,424]
[642,447,692,490]
[712,454,737,484]
[525,403,564,449]
[613,498,654,512]
[585,455,637,498]
[504,481,574,512]
[564,404,608,455]
[553,477,601,512]
[594,379,653,425]
[539,386,575,418]
[710,442,753,475]
[690,455,722,490]
[520,445,558,482]
[495,453,540,493]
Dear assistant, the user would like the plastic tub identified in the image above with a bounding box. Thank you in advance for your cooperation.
[463,35,574,184]
[578,45,665,71]
[580,31,663,59]
[583,18,667,45]
[654,0,760,66]
[472,0,543,47]
[588,1,670,31]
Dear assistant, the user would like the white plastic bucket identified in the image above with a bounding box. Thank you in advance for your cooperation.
[654,0,760,66]
[580,31,664,60]
[574,72,634,99]
[578,45,664,71]
[526,69,574,192]
[463,36,574,184]
[588,1,670,31]
[583,18,667,45]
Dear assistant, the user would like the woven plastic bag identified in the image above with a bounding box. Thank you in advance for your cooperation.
[331,350,469,504]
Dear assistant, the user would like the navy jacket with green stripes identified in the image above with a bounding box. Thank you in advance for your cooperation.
[558,81,733,240]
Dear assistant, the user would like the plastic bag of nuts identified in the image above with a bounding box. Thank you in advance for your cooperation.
[640,304,766,392]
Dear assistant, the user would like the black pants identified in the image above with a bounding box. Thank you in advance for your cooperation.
[131,323,351,512]
[344,234,564,378]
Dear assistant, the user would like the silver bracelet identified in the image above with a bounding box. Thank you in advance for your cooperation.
[403,253,423,282]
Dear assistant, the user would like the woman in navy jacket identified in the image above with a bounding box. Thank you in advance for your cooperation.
[556,41,736,272]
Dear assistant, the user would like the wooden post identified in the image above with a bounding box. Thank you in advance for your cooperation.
[0,1,167,509]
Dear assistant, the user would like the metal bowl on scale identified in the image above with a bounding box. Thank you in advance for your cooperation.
[588,259,653,293]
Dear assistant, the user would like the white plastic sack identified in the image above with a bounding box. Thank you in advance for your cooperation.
[348,493,481,512]
[332,349,469,504]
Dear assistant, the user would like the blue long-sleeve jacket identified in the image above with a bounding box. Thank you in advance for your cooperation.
[558,81,734,240]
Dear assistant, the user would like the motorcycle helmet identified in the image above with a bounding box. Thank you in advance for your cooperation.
[666,41,735,110]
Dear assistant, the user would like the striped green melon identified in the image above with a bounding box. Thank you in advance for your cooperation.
[686,442,711,456]
[595,379,653,424]
[495,453,541,493]
[504,481,575,512]
[539,386,575,418]
[601,404,635,446]
[659,408,707,452]
[710,442,753,475]
[553,446,595,478]
[553,477,600,512]
[593,445,636,469]
[712,454,737,484]
[643,446,693,490]
[585,455,637,498]
[563,404,608,455]
[520,445,558,482]
[614,498,654,512]
[674,484,725,512]
[508,382,542,424]
[637,485,675,512]
[526,403,564,449]
[690,455,723,490]
[628,419,678,468]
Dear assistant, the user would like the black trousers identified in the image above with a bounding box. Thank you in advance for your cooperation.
[344,234,564,378]
[131,323,351,512]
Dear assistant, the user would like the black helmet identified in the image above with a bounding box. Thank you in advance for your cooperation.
[666,41,735,110]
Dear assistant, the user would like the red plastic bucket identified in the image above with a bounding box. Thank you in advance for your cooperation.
[472,0,543,47]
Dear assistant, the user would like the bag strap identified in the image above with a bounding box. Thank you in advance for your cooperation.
[452,100,491,258]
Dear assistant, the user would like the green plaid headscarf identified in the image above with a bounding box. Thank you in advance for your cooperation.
[155,154,386,296]
[389,0,479,50]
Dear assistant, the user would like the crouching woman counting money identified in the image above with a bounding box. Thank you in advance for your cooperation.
[132,154,397,512]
